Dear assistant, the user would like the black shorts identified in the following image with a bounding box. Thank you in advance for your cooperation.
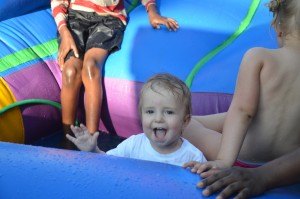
[58,9,126,60]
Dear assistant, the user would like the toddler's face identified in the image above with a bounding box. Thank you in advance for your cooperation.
[140,87,189,154]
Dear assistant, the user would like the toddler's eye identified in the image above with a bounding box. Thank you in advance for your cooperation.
[165,110,174,115]
[146,110,154,114]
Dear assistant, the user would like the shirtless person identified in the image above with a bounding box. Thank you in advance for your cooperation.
[183,0,300,192]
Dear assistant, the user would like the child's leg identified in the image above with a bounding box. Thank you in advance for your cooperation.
[60,57,83,149]
[183,113,226,160]
[61,57,83,125]
[193,112,227,133]
[82,48,109,134]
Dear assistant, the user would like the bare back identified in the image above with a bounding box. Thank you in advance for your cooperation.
[239,47,300,163]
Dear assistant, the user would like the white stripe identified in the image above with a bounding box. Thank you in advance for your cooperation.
[71,4,126,17]
[141,0,154,6]
[55,13,67,24]
[89,0,119,6]
[51,1,69,10]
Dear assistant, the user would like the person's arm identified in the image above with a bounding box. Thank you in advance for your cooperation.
[141,0,179,31]
[50,0,78,69]
[198,148,300,199]
[66,124,105,154]
[215,48,264,166]
[51,0,69,31]
[184,48,265,175]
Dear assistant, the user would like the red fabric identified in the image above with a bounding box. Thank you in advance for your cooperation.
[234,160,260,168]
[51,0,156,29]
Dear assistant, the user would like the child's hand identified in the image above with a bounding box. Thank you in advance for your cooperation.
[58,26,79,70]
[183,160,229,178]
[148,13,179,31]
[66,124,99,152]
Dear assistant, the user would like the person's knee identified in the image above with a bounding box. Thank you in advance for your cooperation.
[82,59,101,81]
[62,64,82,87]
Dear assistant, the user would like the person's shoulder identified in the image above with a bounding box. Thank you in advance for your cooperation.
[241,47,274,68]
[244,47,271,59]
[107,133,145,157]
[125,133,145,142]
[124,133,149,146]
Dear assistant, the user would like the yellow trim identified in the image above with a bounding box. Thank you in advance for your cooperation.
[0,78,25,143]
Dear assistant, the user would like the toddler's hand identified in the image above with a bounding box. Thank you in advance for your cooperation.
[66,124,99,152]
[183,160,229,178]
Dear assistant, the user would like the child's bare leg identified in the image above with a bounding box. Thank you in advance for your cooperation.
[193,112,227,133]
[60,57,83,149]
[61,57,83,125]
[183,113,226,160]
[82,48,108,133]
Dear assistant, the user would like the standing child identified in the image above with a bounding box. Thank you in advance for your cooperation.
[66,74,206,166]
[183,0,300,197]
[50,0,179,149]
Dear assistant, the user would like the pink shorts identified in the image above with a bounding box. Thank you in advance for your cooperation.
[233,160,262,168]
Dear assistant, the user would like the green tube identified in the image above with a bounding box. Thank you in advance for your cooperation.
[0,99,61,115]
[126,0,140,14]
[185,0,261,88]
[0,99,83,125]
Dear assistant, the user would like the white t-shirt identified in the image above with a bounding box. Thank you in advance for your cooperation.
[106,133,207,166]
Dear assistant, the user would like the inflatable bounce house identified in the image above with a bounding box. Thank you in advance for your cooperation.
[0,0,299,198]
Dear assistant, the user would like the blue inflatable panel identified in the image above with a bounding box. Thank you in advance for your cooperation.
[0,9,57,77]
[1,0,277,93]
[0,0,277,92]
[0,0,49,21]
[0,142,204,198]
[105,0,277,93]
[0,142,299,198]
[0,9,56,57]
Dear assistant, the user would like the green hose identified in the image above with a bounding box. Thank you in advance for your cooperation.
[126,0,140,14]
[0,99,61,115]
[185,0,261,88]
[0,98,81,126]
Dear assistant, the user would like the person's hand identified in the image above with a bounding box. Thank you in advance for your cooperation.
[58,26,79,70]
[148,13,179,31]
[66,124,99,152]
[198,167,267,199]
[183,160,229,178]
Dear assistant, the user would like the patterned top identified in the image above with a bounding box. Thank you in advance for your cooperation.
[51,0,156,30]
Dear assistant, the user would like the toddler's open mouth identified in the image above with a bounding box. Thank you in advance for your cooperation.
[154,127,167,140]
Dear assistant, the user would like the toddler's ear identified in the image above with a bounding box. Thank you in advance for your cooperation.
[183,114,191,126]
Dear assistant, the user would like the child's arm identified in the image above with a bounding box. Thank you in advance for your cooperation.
[142,1,179,31]
[51,0,69,31]
[215,48,264,166]
[50,0,79,69]
[185,48,264,174]
[66,124,105,154]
